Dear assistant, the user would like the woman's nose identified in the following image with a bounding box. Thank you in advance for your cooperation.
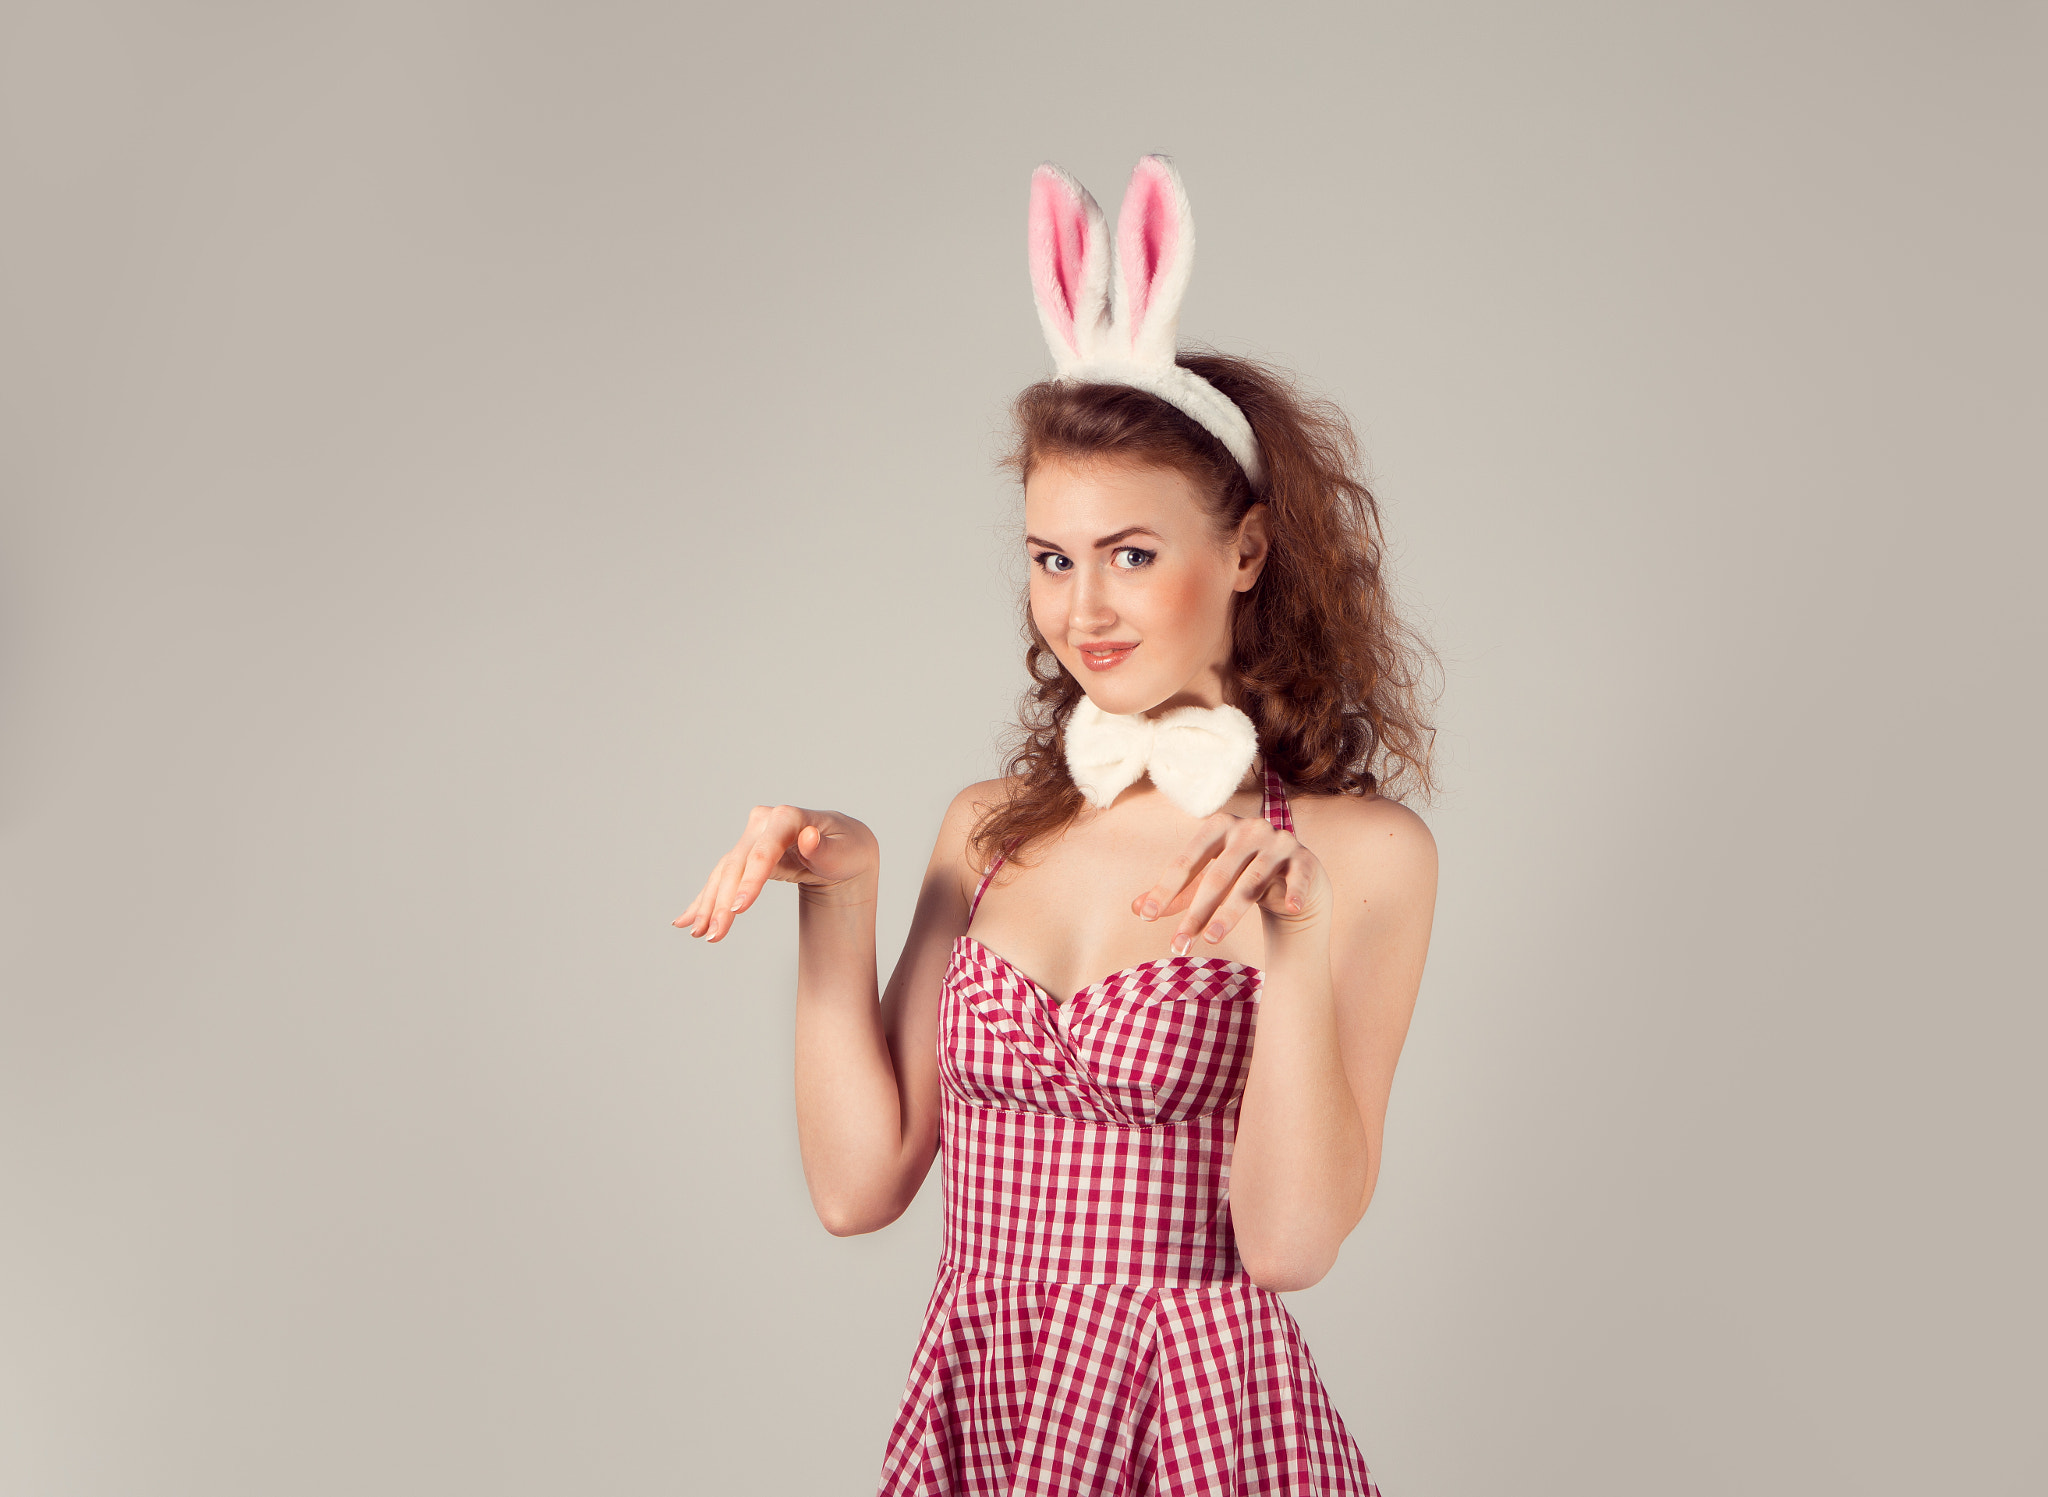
[1069,572,1117,633]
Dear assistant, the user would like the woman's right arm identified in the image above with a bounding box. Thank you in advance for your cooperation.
[676,784,994,1235]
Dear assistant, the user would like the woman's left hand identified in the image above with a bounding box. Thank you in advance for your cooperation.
[1130,811,1333,956]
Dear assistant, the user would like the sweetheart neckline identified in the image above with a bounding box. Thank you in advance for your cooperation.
[954,933,1262,1007]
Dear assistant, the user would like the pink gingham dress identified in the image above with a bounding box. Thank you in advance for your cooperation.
[876,767,1383,1496]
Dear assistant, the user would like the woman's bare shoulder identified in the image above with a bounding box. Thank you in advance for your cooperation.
[930,775,1027,890]
[1290,789,1438,902]
[936,775,1025,836]
[953,773,1025,812]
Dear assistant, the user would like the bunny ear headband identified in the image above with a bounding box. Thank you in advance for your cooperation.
[1027,155,1265,491]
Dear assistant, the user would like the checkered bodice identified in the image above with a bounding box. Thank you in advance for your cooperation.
[936,767,1294,1288]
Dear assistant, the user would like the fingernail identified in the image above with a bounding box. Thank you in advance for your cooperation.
[730,900,744,912]
[1172,934,1190,956]
[1141,901,1158,921]
[1204,922,1225,943]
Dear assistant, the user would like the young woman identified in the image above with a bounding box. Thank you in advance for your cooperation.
[677,157,1438,1495]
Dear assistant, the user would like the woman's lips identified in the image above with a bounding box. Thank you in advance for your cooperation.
[1078,642,1137,672]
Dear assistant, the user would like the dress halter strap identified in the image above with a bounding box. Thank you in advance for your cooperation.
[1257,762,1294,834]
[967,844,1011,926]
[966,764,1293,929]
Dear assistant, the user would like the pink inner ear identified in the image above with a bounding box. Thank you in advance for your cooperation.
[1029,172,1092,355]
[1118,162,1180,342]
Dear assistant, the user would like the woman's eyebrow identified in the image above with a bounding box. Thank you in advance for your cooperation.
[1023,526,1161,551]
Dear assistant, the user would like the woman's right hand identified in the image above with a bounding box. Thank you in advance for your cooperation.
[674,804,879,941]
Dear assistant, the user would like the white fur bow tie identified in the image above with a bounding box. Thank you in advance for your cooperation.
[1062,696,1260,818]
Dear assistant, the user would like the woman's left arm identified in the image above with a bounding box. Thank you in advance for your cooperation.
[1188,797,1439,1291]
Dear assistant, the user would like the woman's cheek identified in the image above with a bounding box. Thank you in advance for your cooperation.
[1148,568,1209,642]
[1029,586,1065,652]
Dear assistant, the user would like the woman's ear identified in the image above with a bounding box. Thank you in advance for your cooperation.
[1232,502,1272,592]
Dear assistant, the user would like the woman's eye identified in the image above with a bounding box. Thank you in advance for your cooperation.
[1113,547,1157,570]
[1032,552,1072,574]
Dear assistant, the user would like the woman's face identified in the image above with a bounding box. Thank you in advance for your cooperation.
[1022,455,1268,717]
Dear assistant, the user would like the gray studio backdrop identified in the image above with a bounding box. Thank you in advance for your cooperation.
[3,3,2041,1494]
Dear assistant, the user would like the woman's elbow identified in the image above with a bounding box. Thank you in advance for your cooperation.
[1239,1243,1338,1293]
[819,1210,884,1238]
[1242,1258,1330,1293]
[808,1138,936,1237]
[814,1195,903,1237]
[812,1173,923,1236]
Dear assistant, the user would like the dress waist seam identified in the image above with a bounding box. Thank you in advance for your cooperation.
[939,1091,1241,1133]
[934,1256,1260,1293]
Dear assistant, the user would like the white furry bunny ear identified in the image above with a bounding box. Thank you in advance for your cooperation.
[1112,154,1196,367]
[1028,163,1112,372]
[1023,154,1266,490]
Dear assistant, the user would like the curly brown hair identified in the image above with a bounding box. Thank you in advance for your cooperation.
[969,350,1440,872]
